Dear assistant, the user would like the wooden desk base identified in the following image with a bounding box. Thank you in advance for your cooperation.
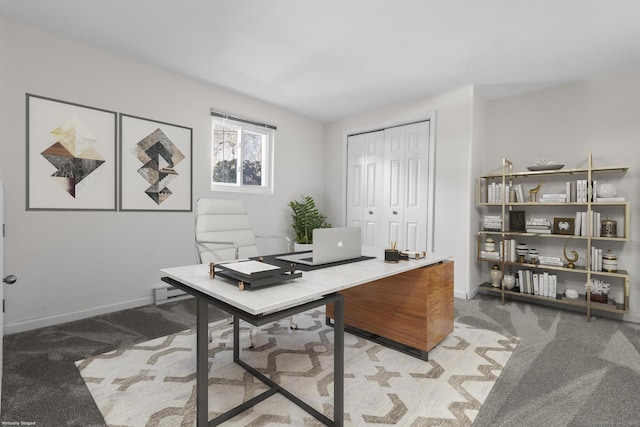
[326,260,453,359]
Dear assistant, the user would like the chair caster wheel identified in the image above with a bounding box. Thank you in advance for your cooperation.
[290,324,298,330]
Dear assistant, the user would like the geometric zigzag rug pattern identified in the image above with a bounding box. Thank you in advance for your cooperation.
[76,307,518,426]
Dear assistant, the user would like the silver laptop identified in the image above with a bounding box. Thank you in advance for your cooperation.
[277,227,361,266]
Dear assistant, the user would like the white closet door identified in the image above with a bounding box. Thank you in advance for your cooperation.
[383,126,406,249]
[347,121,431,252]
[402,121,430,251]
[346,134,364,232]
[347,131,384,247]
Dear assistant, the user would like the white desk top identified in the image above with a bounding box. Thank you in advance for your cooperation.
[160,249,453,316]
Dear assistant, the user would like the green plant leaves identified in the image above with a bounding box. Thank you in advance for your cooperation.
[288,195,331,244]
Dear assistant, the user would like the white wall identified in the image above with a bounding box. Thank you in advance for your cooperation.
[0,19,326,333]
[484,70,640,321]
[324,87,476,300]
[469,88,490,294]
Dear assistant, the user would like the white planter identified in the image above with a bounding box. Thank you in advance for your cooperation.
[293,243,313,252]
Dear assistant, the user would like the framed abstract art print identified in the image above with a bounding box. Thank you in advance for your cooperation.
[119,114,192,212]
[26,94,117,210]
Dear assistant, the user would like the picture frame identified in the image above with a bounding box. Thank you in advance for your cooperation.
[26,94,117,210]
[553,217,575,235]
[509,210,526,232]
[119,114,192,212]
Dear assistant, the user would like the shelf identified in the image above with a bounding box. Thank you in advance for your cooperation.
[479,258,629,278]
[478,283,627,314]
[479,230,503,235]
[503,232,587,239]
[477,152,630,321]
[479,164,629,180]
[507,202,589,206]
[505,262,587,274]
[590,236,629,242]
[590,269,629,278]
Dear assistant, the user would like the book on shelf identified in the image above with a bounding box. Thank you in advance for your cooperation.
[483,215,502,230]
[480,251,500,260]
[526,228,552,234]
[503,238,517,262]
[514,269,558,297]
[538,256,563,266]
[528,217,550,225]
[591,246,603,271]
[526,218,551,234]
[566,181,577,203]
[576,179,588,203]
[574,211,604,237]
[540,194,567,203]
[514,184,525,203]
[596,197,626,202]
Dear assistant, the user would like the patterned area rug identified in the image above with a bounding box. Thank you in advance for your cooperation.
[76,308,518,426]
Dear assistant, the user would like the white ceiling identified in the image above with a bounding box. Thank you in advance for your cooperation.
[1,0,638,122]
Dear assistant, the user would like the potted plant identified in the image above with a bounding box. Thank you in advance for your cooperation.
[288,195,331,250]
[586,278,610,304]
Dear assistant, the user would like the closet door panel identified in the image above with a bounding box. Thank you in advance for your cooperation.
[346,134,364,234]
[403,121,430,252]
[383,126,406,248]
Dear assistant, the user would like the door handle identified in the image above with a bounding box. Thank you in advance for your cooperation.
[393,211,398,215]
[369,211,373,215]
[3,275,16,284]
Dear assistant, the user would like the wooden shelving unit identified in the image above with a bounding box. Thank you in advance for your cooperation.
[476,152,630,320]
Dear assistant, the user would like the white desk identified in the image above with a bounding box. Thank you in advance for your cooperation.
[160,251,452,426]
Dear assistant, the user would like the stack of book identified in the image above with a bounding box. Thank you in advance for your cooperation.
[540,193,566,203]
[526,217,551,234]
[512,184,525,202]
[516,269,558,298]
[576,179,590,202]
[597,196,625,202]
[483,215,502,231]
[538,256,564,267]
[480,251,500,260]
[487,182,504,203]
[590,246,603,271]
[502,238,517,262]
[574,211,603,237]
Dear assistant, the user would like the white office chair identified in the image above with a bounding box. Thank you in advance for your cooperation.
[194,198,294,345]
[195,198,292,263]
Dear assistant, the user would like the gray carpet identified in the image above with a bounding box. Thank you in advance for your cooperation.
[2,294,640,426]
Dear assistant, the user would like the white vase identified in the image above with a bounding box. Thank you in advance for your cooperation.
[489,265,502,288]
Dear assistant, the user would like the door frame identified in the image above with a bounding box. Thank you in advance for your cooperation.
[341,111,437,253]
[1,179,4,411]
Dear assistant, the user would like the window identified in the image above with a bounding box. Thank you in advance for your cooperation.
[210,111,275,193]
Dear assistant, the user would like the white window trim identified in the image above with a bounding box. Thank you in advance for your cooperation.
[210,114,275,194]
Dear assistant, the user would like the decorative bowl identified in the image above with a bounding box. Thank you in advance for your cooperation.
[597,183,616,198]
[527,164,564,171]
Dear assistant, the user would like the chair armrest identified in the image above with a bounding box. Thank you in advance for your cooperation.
[195,240,239,262]
[255,235,292,253]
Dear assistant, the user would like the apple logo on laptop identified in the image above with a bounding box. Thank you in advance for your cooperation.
[337,240,343,248]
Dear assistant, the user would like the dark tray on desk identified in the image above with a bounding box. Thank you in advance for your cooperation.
[216,259,302,290]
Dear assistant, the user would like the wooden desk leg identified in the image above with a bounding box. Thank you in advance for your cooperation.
[196,298,209,427]
[334,295,344,427]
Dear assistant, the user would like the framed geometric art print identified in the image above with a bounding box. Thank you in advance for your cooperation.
[119,114,192,212]
[26,94,117,210]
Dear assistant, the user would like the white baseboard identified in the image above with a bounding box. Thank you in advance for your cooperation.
[5,296,154,335]
[454,289,471,300]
